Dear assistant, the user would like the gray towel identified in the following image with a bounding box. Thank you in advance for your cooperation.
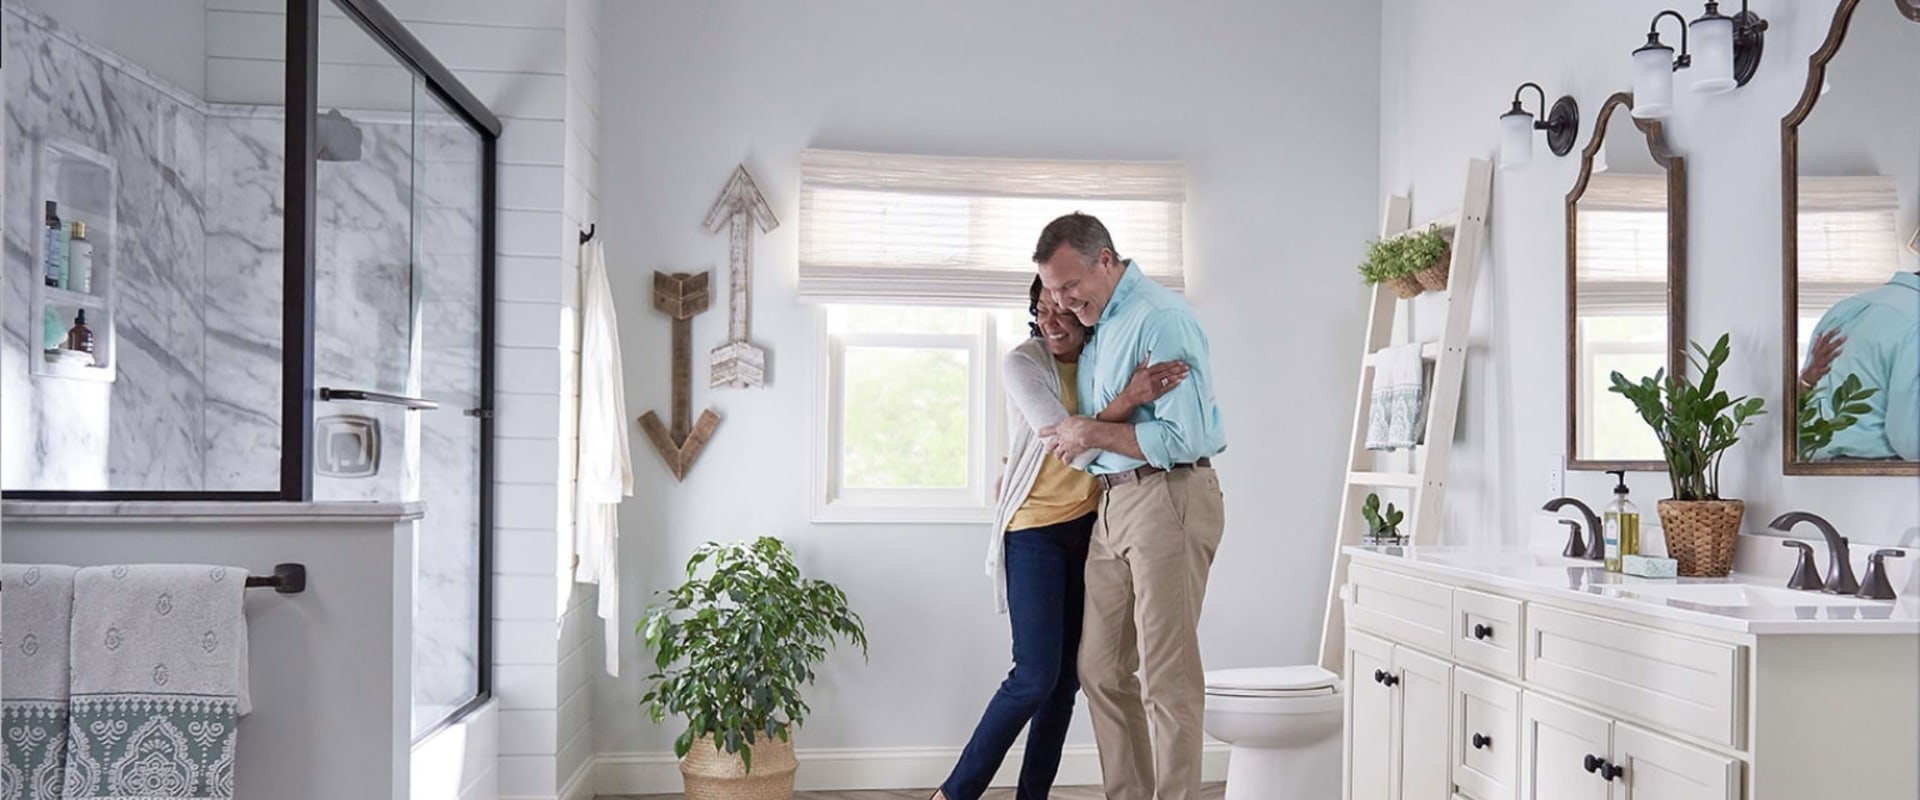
[2,564,79,800]
[64,565,250,800]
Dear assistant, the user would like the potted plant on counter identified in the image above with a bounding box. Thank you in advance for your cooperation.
[640,536,868,800]
[1607,334,1767,577]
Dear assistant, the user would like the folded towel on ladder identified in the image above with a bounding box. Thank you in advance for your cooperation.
[1365,342,1430,451]
[64,566,251,800]
[2,564,79,800]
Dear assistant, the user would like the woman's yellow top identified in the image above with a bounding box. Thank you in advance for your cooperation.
[1007,361,1101,531]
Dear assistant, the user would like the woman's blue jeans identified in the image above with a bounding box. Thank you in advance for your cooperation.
[940,512,1094,800]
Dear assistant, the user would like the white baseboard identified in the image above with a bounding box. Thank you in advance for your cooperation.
[595,744,1231,795]
[560,756,596,800]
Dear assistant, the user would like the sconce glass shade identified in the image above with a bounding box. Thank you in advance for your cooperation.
[1690,14,1737,94]
[1632,42,1676,118]
[1499,108,1535,170]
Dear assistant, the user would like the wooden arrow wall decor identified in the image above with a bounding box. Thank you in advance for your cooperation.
[704,164,779,389]
[638,271,722,482]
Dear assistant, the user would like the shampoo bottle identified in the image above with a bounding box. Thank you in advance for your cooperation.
[42,201,64,287]
[66,221,92,294]
[1602,469,1640,573]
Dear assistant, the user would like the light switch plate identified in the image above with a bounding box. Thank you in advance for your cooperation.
[1545,455,1565,497]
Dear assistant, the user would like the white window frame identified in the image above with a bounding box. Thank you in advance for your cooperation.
[810,306,1016,524]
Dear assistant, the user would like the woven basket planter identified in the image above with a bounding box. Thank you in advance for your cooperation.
[1387,275,1425,299]
[680,735,798,800]
[1414,244,1453,291]
[1657,499,1745,577]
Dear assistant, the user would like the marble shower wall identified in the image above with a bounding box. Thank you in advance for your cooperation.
[2,6,210,491]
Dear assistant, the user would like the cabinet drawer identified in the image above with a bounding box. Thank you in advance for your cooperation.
[1525,605,1744,748]
[1453,668,1519,800]
[1452,587,1523,680]
[1348,563,1453,655]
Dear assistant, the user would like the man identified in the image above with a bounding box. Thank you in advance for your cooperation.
[1800,270,1919,461]
[1034,213,1226,800]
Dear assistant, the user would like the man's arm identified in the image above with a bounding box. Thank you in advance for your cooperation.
[1127,309,1221,468]
[1886,333,1918,461]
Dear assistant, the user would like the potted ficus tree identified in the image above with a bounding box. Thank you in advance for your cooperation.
[639,536,868,800]
[1607,334,1767,577]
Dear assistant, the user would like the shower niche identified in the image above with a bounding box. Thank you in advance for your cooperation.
[30,140,117,382]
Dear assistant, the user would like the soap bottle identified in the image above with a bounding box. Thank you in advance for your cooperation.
[1602,469,1640,573]
[66,221,92,294]
[42,201,64,287]
[65,309,95,356]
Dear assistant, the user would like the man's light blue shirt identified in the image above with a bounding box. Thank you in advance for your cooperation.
[1076,261,1227,474]
[1808,271,1919,461]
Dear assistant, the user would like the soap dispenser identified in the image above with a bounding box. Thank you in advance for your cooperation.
[1602,470,1640,573]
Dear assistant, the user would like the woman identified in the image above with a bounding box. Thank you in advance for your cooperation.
[933,278,1188,800]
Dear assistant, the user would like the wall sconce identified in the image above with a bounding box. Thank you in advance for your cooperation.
[1632,2,1768,118]
[1498,83,1579,171]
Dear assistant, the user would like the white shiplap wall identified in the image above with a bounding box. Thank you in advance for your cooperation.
[204,2,598,798]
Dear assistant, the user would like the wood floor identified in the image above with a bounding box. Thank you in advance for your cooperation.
[611,785,1225,800]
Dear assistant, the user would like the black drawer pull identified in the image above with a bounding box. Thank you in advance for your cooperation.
[1472,623,1494,640]
[1472,733,1491,750]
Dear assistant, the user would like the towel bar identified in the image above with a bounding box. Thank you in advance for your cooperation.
[245,563,307,594]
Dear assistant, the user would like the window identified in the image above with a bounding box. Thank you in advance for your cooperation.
[802,150,1188,522]
[1574,173,1669,461]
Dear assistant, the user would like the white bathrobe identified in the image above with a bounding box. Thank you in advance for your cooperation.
[575,238,634,677]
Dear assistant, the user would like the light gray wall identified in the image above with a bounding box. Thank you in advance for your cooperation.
[1379,0,1919,548]
[2,508,415,800]
[596,0,1382,759]
[13,0,207,97]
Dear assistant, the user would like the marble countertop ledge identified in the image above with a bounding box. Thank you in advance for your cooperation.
[1347,544,1920,636]
[2,500,426,523]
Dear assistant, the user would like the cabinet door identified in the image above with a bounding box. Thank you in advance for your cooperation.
[1454,668,1520,800]
[1612,722,1739,800]
[1522,693,1611,800]
[1347,630,1398,800]
[1396,646,1453,800]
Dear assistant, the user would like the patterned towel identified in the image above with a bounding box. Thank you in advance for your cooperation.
[64,566,250,800]
[2,565,79,800]
[1366,342,1430,451]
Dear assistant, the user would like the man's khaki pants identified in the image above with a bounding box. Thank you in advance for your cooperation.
[1080,465,1225,800]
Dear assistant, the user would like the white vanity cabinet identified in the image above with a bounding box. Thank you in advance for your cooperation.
[1341,548,1920,800]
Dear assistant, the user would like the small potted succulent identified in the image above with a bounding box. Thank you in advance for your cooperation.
[1361,492,1407,547]
[1607,334,1767,577]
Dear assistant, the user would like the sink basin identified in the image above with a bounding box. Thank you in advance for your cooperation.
[1599,582,1885,607]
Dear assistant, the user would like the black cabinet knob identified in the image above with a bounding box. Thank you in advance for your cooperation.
[1602,764,1625,782]
[1471,733,1491,750]
[1583,754,1604,774]
[1472,623,1494,640]
[1373,669,1387,684]
[1381,672,1400,687]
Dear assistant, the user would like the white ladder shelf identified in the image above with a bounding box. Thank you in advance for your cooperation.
[1317,158,1494,673]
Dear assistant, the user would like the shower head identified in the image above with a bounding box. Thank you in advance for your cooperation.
[316,108,363,162]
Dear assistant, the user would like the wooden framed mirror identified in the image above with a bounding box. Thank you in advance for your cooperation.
[1566,92,1687,471]
[1780,0,1920,476]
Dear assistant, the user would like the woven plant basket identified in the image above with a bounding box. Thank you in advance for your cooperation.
[680,735,798,800]
[1414,244,1453,291]
[1657,499,1745,577]
[1387,275,1425,299]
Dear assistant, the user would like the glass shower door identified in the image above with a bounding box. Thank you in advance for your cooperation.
[312,9,487,737]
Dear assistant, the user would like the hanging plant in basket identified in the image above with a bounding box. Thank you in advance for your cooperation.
[1402,225,1453,291]
[1607,334,1767,577]
[1357,235,1426,299]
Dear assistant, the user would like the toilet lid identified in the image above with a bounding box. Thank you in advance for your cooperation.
[1205,666,1341,697]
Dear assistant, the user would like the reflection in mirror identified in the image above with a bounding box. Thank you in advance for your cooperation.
[1784,0,1919,475]
[1567,92,1686,470]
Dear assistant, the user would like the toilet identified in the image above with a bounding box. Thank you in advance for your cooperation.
[1203,665,1344,800]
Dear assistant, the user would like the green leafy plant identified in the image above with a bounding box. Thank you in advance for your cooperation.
[1606,333,1768,501]
[639,537,868,773]
[1798,373,1879,460]
[1356,225,1449,286]
[1362,492,1405,542]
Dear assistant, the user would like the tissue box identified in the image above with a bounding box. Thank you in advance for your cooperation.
[1623,554,1678,579]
